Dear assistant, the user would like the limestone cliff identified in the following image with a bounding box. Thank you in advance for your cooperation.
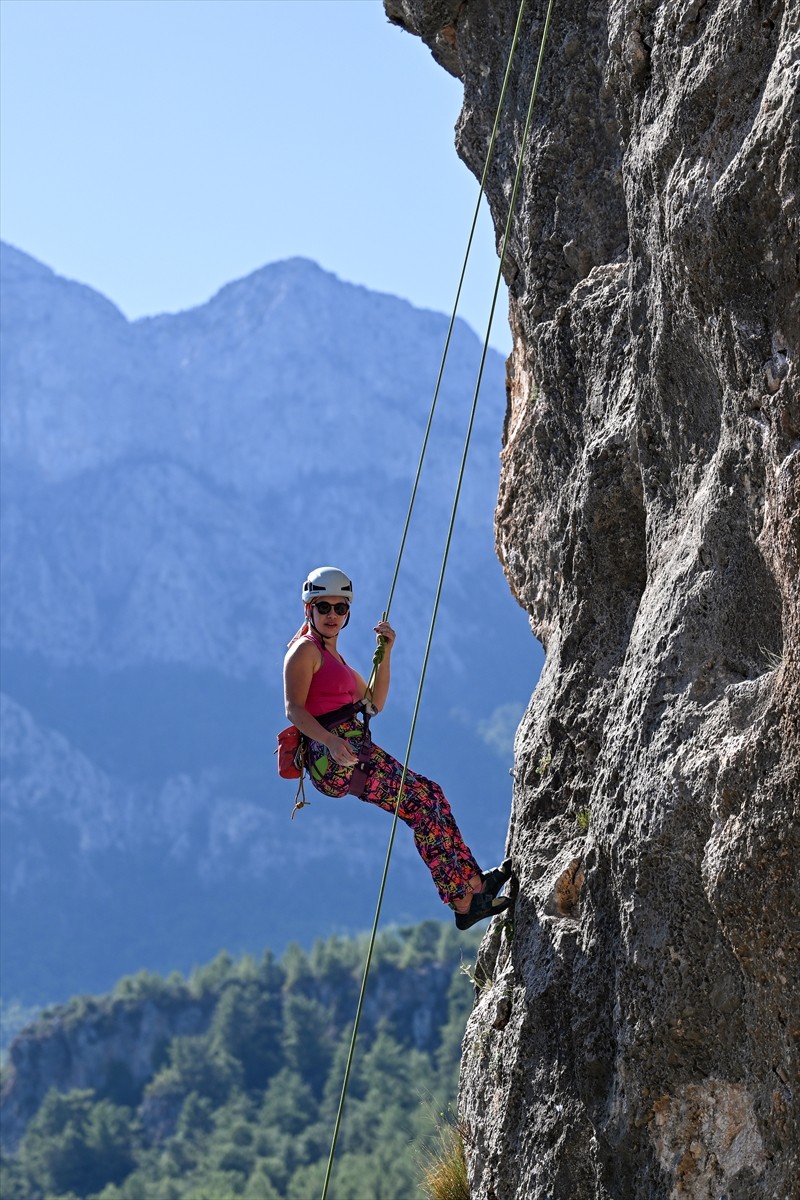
[386,1,799,1196]
[0,944,463,1152]
[0,989,215,1152]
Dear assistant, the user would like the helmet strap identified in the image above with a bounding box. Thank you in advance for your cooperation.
[306,604,334,647]
[304,599,350,645]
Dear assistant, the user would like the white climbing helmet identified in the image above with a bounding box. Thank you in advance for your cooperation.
[302,566,354,605]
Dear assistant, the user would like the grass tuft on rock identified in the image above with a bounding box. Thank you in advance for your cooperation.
[420,1122,469,1200]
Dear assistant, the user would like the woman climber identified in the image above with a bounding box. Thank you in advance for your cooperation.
[283,565,512,930]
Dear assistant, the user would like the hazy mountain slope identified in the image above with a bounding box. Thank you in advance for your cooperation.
[0,243,541,1004]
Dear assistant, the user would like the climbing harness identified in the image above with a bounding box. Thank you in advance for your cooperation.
[311,699,377,797]
[320,1,557,1195]
[279,698,376,815]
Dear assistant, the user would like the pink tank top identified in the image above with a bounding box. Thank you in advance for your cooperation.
[303,633,361,716]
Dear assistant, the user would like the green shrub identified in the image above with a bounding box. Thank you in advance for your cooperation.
[19,1089,135,1198]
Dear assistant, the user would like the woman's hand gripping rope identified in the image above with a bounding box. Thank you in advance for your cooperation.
[372,620,395,660]
[366,613,395,713]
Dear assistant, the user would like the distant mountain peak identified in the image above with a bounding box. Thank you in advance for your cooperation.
[0,240,126,322]
[0,241,57,283]
[192,254,427,323]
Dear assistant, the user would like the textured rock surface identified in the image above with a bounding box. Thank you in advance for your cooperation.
[387,0,799,1196]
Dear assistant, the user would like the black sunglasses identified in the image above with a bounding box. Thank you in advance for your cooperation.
[313,600,350,616]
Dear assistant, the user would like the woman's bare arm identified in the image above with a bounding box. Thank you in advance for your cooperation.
[283,640,357,766]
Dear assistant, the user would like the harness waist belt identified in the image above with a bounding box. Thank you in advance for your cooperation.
[315,701,374,798]
[315,701,366,730]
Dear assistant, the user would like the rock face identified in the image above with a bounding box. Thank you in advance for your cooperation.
[387,1,799,1197]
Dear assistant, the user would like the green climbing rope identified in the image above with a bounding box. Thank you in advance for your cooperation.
[321,3,556,1196]
[364,0,531,701]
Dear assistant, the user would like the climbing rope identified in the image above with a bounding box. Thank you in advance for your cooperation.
[364,0,531,700]
[321,3,556,1196]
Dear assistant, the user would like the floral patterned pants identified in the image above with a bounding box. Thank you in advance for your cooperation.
[306,718,480,906]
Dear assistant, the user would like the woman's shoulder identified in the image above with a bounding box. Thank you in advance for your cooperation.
[285,633,323,668]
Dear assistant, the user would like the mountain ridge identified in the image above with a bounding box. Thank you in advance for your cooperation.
[0,241,541,1005]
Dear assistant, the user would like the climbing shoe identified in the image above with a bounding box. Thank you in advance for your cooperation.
[455,891,512,931]
[481,857,513,898]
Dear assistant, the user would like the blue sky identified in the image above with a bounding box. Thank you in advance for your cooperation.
[0,0,510,352]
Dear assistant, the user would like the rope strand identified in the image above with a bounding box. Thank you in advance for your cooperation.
[321,4,555,1195]
[364,0,530,701]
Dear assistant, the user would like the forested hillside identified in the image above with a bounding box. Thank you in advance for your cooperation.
[0,920,485,1200]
